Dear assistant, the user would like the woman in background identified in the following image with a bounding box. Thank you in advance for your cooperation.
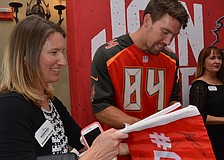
[0,15,128,160]
[189,46,224,160]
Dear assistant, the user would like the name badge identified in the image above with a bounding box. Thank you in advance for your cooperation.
[208,86,217,91]
[35,120,54,147]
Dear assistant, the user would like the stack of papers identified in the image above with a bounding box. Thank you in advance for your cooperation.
[119,102,200,133]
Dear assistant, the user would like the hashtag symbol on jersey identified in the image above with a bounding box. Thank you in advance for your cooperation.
[149,132,171,150]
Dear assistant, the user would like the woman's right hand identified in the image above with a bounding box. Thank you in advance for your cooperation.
[80,128,129,160]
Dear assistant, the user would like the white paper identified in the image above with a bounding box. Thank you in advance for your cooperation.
[119,103,199,134]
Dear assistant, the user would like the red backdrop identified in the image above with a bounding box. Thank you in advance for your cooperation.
[66,0,224,128]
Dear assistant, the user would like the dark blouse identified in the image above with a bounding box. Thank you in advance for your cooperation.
[190,80,224,160]
[0,91,84,160]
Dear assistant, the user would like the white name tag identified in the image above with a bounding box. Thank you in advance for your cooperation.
[208,86,217,91]
[35,120,54,147]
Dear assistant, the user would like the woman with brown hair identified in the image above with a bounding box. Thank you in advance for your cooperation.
[190,46,224,160]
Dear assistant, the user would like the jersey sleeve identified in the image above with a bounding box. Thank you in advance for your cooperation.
[162,49,180,103]
[169,59,180,103]
[90,45,115,113]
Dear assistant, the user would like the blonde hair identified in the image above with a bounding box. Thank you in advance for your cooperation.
[0,15,66,106]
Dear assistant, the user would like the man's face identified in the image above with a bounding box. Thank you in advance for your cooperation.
[144,14,181,54]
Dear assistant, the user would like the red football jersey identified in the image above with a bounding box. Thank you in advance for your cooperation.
[91,34,180,125]
[107,44,178,119]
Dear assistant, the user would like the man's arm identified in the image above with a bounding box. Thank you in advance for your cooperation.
[168,100,178,106]
[95,106,140,129]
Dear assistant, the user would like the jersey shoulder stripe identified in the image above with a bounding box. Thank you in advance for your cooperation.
[95,34,134,62]
[160,48,179,66]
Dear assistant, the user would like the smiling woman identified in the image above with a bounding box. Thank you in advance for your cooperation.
[0,15,83,159]
[0,0,70,113]
[39,32,66,86]
[39,31,67,111]
[0,15,128,160]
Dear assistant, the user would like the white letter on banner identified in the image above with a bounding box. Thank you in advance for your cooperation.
[178,3,204,67]
[92,0,126,59]
[91,29,106,60]
[147,69,165,111]
[127,0,149,33]
[154,150,181,160]
[124,68,142,111]
[180,67,196,107]
[110,0,126,38]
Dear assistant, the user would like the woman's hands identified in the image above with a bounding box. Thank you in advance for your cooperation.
[80,128,129,160]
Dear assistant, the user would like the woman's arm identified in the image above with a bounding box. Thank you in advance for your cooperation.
[0,95,37,160]
[206,115,224,125]
[189,81,208,122]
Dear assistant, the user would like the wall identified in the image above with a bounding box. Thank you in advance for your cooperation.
[0,0,70,111]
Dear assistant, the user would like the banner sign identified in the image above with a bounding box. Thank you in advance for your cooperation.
[122,104,215,159]
[66,0,224,127]
[127,115,215,159]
